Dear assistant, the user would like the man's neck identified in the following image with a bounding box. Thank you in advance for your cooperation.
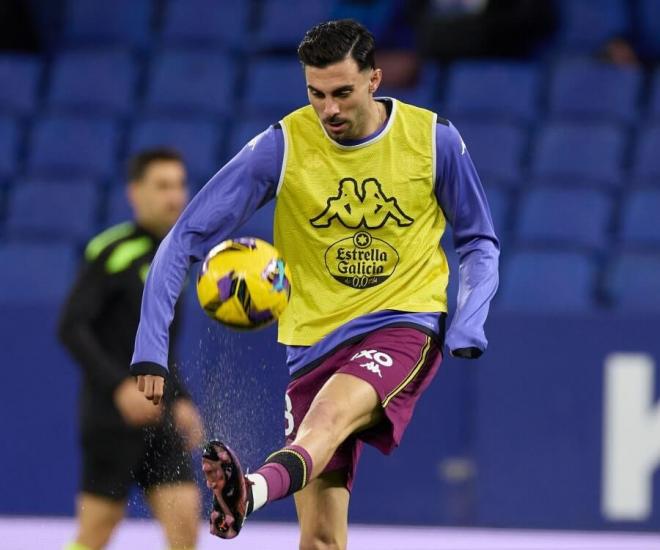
[362,99,386,138]
[338,99,390,145]
[135,219,167,240]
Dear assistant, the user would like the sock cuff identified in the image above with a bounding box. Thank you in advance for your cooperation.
[265,445,313,494]
[64,543,93,550]
[287,444,313,472]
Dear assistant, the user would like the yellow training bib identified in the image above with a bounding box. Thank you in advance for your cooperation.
[274,99,448,346]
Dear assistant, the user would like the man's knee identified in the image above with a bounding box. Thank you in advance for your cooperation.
[165,519,197,549]
[299,531,345,550]
[300,397,345,441]
[76,493,125,549]
[76,520,118,549]
[300,390,381,449]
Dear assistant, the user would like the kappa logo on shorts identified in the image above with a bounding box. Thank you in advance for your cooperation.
[351,349,394,378]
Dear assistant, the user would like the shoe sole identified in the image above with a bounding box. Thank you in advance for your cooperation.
[202,441,247,539]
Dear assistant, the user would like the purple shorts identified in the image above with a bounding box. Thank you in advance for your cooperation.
[284,326,442,490]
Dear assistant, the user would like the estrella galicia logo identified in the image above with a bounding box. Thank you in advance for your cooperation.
[310,177,413,229]
[324,231,399,288]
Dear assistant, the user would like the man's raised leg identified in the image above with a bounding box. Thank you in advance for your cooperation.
[203,373,382,538]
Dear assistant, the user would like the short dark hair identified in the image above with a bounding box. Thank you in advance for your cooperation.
[297,19,376,71]
[127,148,184,182]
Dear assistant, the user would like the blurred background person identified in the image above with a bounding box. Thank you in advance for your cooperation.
[410,0,557,61]
[0,0,40,52]
[58,148,204,550]
[333,0,557,87]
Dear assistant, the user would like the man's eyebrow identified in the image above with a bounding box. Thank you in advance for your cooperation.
[331,85,354,95]
[307,84,355,95]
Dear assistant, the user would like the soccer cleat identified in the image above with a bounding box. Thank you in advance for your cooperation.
[201,440,253,539]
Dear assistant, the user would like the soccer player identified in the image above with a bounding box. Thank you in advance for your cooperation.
[59,149,204,550]
[131,20,499,549]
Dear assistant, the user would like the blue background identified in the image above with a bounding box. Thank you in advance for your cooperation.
[3,302,659,530]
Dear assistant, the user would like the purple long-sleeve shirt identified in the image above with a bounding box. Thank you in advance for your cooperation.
[131,99,500,378]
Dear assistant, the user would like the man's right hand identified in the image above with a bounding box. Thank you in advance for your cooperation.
[113,378,163,427]
[136,374,166,405]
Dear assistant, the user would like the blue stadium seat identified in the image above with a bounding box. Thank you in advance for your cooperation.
[377,85,436,112]
[636,0,660,60]
[48,50,137,116]
[0,185,6,214]
[444,61,539,123]
[254,0,333,51]
[498,250,596,312]
[605,252,660,311]
[129,117,221,183]
[105,186,132,227]
[5,179,99,242]
[378,63,440,112]
[530,122,624,187]
[64,0,154,49]
[27,116,119,180]
[145,50,236,117]
[454,121,526,186]
[485,187,508,236]
[549,59,641,124]
[227,116,276,159]
[649,68,660,120]
[620,188,660,248]
[516,187,612,252]
[0,117,20,180]
[0,55,41,116]
[0,243,77,305]
[161,0,251,49]
[632,125,660,184]
[243,57,307,117]
[331,0,400,40]
[557,0,629,52]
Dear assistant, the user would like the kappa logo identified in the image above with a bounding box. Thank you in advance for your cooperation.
[351,349,394,378]
[310,177,414,229]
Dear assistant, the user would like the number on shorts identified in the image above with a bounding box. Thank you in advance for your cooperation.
[284,393,295,437]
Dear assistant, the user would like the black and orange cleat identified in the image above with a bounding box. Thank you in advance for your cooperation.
[201,440,253,539]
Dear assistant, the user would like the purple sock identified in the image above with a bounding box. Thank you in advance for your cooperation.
[256,444,314,502]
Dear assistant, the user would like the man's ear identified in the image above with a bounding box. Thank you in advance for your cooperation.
[369,68,383,93]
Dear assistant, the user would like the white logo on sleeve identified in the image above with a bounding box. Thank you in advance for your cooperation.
[351,349,394,378]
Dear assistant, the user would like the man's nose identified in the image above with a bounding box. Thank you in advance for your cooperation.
[324,99,340,118]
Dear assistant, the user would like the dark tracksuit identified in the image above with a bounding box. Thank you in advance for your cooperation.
[59,222,194,499]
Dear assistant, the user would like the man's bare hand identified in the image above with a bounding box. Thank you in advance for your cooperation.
[136,374,165,405]
[114,378,162,427]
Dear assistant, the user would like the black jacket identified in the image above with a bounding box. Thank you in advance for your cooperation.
[58,222,190,433]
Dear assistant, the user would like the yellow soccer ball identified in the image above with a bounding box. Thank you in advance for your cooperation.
[196,237,292,329]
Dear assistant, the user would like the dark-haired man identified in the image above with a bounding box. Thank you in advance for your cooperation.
[59,148,203,550]
[132,20,499,548]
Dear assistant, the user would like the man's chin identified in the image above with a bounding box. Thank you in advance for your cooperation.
[325,121,350,136]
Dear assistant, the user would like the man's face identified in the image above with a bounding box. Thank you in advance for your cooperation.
[305,56,381,141]
[128,160,188,236]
